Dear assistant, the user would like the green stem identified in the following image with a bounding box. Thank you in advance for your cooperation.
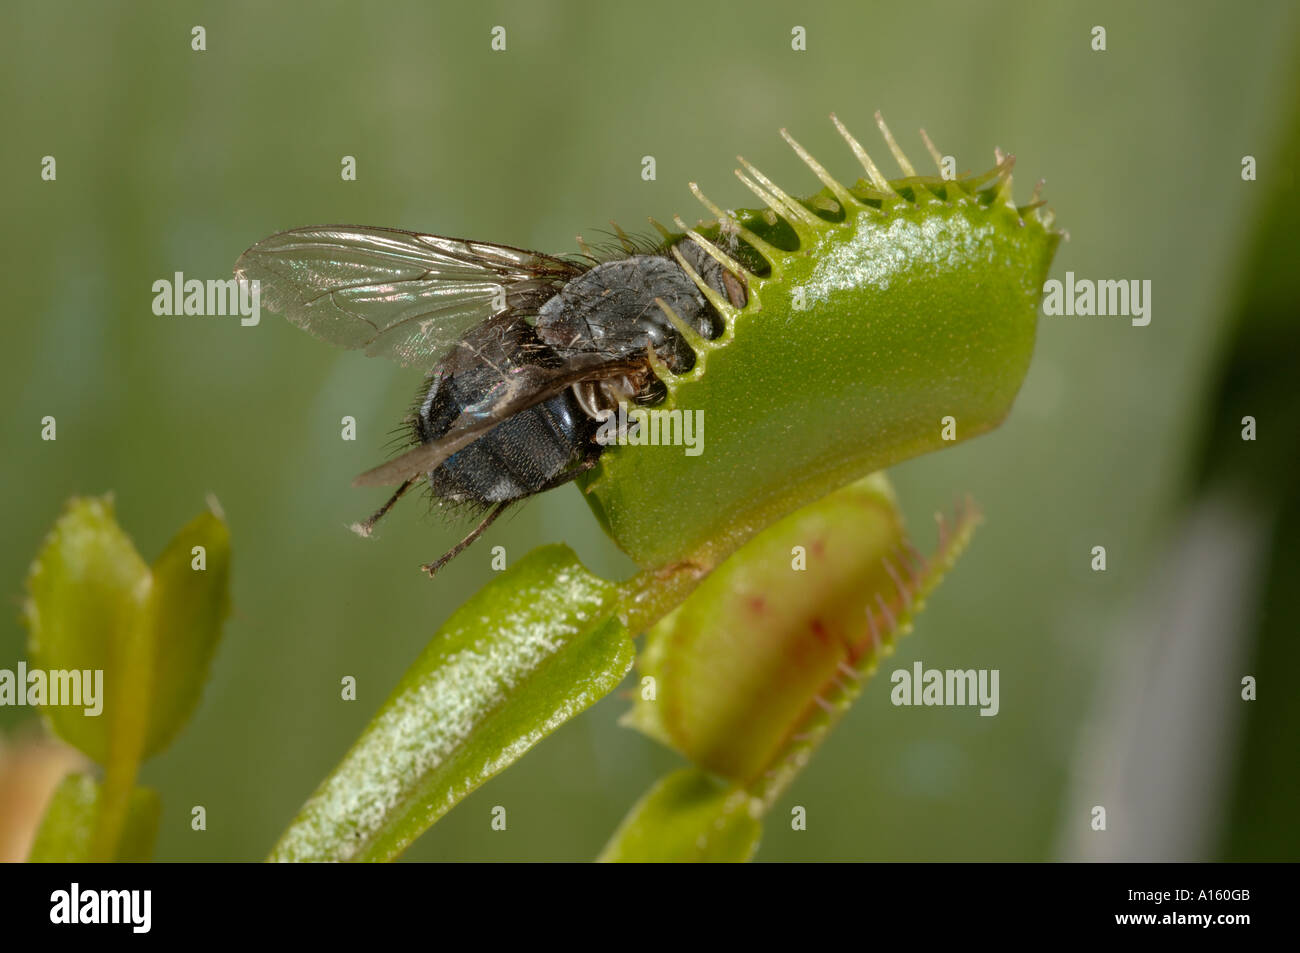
[89,576,154,861]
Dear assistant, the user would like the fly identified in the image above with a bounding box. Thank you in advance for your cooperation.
[234,224,746,575]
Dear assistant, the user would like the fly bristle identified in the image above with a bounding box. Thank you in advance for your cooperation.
[610,221,636,253]
[576,227,664,263]
[646,216,675,242]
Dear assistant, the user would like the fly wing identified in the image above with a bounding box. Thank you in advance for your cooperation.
[352,354,640,487]
[234,225,584,367]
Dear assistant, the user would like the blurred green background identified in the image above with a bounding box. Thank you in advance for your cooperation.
[2,0,1296,861]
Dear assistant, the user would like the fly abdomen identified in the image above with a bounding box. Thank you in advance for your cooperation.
[423,391,593,504]
[413,314,597,505]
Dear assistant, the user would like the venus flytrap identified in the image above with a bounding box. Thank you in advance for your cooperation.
[19,117,1057,862]
[270,117,1058,862]
[581,115,1060,571]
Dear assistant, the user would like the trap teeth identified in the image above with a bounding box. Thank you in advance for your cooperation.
[830,112,894,194]
[873,111,917,178]
[919,128,945,171]
[779,128,858,209]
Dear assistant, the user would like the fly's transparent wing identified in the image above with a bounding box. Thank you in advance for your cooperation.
[352,354,640,487]
[234,225,584,367]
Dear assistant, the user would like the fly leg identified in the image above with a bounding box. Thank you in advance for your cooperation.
[351,479,415,538]
[420,458,599,578]
[421,501,510,577]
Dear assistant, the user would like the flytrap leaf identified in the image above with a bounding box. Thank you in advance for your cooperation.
[27,773,160,863]
[141,507,232,756]
[580,114,1060,570]
[23,497,149,765]
[22,495,231,859]
[605,473,979,860]
[597,767,761,863]
[270,544,635,862]
[23,497,232,761]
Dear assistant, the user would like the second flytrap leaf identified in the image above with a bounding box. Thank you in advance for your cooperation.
[625,473,978,792]
[608,474,979,860]
[269,544,635,862]
[23,496,231,860]
[23,496,232,763]
[23,497,149,763]
[142,508,231,757]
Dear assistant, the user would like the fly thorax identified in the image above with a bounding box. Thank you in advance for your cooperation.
[536,255,724,375]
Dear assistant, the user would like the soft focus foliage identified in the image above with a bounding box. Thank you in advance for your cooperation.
[2,0,1296,860]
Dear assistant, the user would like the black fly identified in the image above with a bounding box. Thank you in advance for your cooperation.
[234,225,746,575]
